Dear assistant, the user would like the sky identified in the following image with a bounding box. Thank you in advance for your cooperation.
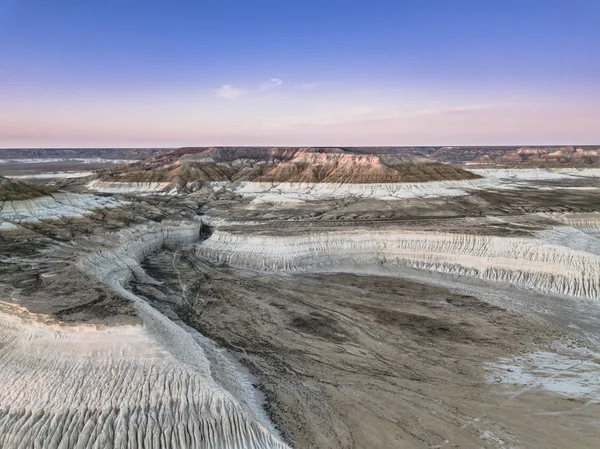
[0,0,599,147]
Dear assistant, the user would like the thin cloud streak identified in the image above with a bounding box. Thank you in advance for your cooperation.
[213,85,246,100]
[214,78,283,101]
[262,102,498,129]
[2,86,599,147]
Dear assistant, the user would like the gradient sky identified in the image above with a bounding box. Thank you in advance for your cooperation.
[1,0,599,147]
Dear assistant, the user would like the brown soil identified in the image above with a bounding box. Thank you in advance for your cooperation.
[134,251,599,449]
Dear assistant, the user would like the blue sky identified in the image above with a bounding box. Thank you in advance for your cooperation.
[1,0,599,147]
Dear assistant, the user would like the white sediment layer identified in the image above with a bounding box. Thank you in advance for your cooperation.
[232,168,600,202]
[549,212,600,237]
[235,179,483,200]
[0,224,287,448]
[538,227,600,257]
[0,193,125,223]
[197,229,600,300]
[469,167,600,180]
[0,304,287,448]
[86,167,600,198]
[6,171,94,179]
[249,194,306,205]
[486,342,600,400]
[0,222,22,232]
[86,180,172,194]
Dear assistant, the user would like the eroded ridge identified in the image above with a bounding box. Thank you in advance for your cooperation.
[0,193,124,223]
[0,224,289,449]
[0,308,287,449]
[197,228,600,299]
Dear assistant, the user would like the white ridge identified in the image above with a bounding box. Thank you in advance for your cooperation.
[197,228,600,300]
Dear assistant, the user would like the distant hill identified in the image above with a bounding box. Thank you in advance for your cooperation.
[349,146,600,167]
[95,147,479,190]
[4,146,598,167]
[0,148,170,160]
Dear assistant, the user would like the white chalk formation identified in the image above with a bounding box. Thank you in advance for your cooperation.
[230,168,600,202]
[84,168,600,199]
[234,179,481,201]
[74,223,287,448]
[197,228,600,300]
[0,224,288,448]
[0,157,137,165]
[6,171,95,180]
[0,306,286,449]
[86,180,173,194]
[486,342,600,400]
[469,167,600,180]
[0,193,125,223]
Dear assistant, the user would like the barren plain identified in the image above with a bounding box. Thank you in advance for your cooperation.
[0,146,599,448]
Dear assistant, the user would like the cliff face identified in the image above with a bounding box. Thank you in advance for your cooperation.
[92,147,479,191]
[196,227,600,300]
[325,146,600,167]
[232,167,600,203]
[255,152,478,183]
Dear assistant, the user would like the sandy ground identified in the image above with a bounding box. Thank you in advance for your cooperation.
[133,250,600,448]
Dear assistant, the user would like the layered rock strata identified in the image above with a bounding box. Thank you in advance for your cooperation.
[86,180,172,194]
[88,147,479,195]
[0,224,288,448]
[235,168,600,202]
[197,229,600,299]
[76,224,287,448]
[0,193,124,223]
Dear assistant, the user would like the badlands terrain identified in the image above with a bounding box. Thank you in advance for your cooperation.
[0,146,599,448]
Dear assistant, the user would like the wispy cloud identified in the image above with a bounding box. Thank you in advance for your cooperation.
[214,78,283,100]
[262,102,502,129]
[213,85,246,100]
[261,78,283,90]
[298,82,322,90]
[412,103,492,117]
[263,105,396,128]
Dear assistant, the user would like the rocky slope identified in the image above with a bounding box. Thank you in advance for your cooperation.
[0,305,287,449]
[0,192,124,223]
[233,167,600,204]
[88,147,479,194]
[0,175,50,201]
[0,176,128,232]
[252,152,477,183]
[0,223,289,449]
[196,227,600,300]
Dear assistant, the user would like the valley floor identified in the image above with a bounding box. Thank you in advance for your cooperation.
[1,165,600,448]
[136,251,600,448]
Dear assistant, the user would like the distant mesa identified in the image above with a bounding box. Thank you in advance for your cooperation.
[93,147,480,192]
[438,146,600,167]
[87,145,600,195]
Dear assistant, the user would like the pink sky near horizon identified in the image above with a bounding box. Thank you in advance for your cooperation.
[2,83,599,148]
